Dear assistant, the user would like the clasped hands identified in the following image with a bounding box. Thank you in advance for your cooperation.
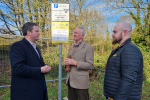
[64,58,77,66]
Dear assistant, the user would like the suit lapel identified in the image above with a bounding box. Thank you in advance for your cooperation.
[73,40,86,55]
[23,38,43,64]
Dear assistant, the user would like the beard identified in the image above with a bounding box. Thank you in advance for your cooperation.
[112,33,122,45]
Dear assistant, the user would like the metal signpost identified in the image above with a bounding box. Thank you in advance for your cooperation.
[51,3,69,100]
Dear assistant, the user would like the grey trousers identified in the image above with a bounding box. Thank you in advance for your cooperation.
[68,83,89,100]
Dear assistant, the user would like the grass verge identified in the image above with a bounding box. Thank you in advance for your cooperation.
[0,78,150,100]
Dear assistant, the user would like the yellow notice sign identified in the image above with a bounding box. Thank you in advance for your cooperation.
[51,22,69,44]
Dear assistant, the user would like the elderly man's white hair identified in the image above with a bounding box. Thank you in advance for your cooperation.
[76,26,86,35]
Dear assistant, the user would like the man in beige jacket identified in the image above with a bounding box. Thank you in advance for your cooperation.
[64,26,94,100]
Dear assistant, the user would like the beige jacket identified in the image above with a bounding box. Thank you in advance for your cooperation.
[66,40,94,89]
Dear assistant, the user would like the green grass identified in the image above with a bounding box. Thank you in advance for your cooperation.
[89,79,105,100]
[141,80,150,100]
[1,78,150,100]
[0,87,10,100]
[0,72,11,86]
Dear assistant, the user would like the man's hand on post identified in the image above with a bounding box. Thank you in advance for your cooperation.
[41,65,51,73]
[64,58,77,66]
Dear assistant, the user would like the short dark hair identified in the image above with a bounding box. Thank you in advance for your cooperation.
[22,22,38,36]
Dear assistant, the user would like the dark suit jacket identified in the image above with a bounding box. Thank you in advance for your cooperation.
[10,38,48,100]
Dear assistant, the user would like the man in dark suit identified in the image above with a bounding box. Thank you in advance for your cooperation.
[10,22,51,100]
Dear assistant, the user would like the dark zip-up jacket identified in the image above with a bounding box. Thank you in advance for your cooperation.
[104,38,143,100]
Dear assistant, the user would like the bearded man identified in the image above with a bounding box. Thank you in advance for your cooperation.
[103,22,143,100]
